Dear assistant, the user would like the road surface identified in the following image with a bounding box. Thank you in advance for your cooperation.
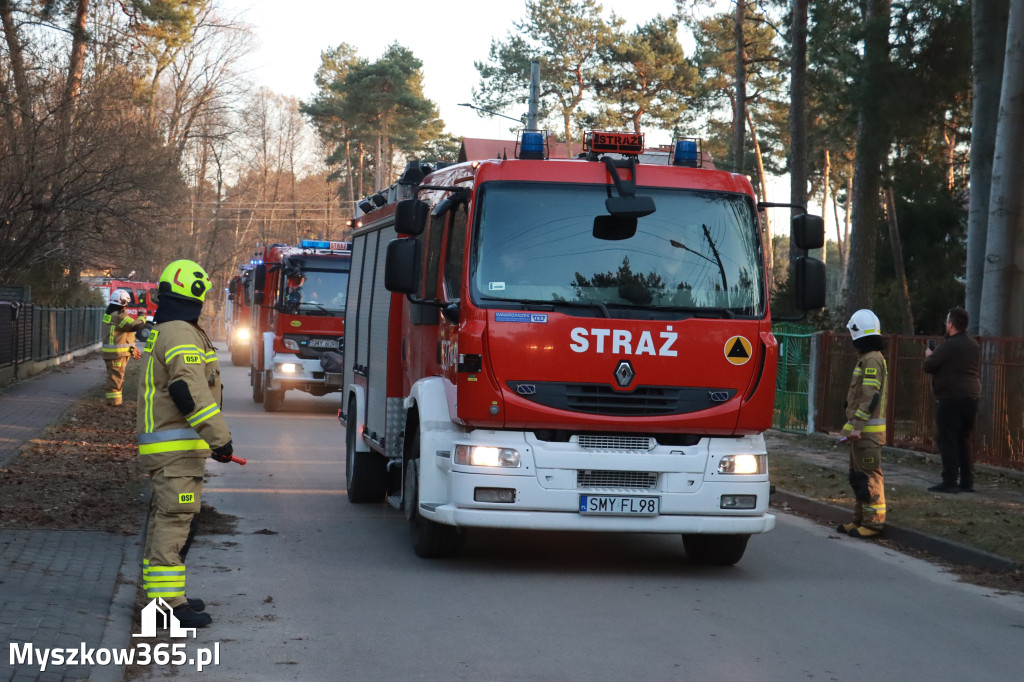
[133,362,1024,681]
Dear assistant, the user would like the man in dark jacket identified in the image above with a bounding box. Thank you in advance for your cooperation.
[923,307,982,493]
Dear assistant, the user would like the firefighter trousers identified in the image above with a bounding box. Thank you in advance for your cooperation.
[142,468,202,608]
[105,357,128,405]
[848,438,886,530]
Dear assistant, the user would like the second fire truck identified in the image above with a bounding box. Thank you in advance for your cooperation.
[249,240,351,411]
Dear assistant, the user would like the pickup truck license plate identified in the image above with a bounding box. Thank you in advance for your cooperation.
[308,338,339,348]
[578,495,659,516]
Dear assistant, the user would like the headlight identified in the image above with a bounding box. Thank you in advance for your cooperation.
[235,327,251,341]
[717,454,765,474]
[283,338,300,350]
[278,362,298,373]
[454,445,520,468]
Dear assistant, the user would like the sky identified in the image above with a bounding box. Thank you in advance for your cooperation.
[217,0,693,145]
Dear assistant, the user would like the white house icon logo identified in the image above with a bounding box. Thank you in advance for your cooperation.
[132,598,197,639]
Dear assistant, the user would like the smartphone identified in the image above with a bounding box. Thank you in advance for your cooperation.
[928,339,936,351]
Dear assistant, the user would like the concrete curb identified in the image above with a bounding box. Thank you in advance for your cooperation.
[91,531,144,682]
[772,488,1024,573]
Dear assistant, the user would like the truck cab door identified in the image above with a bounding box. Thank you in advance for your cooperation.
[438,204,468,401]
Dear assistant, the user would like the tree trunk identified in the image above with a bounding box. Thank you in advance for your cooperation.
[731,0,746,174]
[844,0,891,318]
[346,139,354,213]
[0,0,31,114]
[979,0,1024,337]
[822,149,831,267]
[789,0,809,251]
[884,187,914,333]
[966,0,1010,333]
[841,175,852,289]
[746,109,773,293]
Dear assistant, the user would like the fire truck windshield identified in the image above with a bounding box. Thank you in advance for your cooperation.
[283,269,348,315]
[470,182,764,318]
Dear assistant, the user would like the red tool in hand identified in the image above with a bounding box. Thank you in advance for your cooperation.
[231,455,247,465]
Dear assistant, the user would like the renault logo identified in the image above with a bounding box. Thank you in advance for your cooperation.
[614,360,635,388]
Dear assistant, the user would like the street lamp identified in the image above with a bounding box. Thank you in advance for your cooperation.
[457,102,525,125]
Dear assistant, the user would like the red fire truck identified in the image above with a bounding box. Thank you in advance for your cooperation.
[87,278,159,322]
[249,240,351,411]
[226,265,254,366]
[339,131,824,564]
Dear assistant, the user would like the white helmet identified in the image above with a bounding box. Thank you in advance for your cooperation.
[847,309,881,340]
[111,289,132,306]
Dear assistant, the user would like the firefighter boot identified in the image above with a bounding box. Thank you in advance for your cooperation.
[186,597,205,612]
[837,522,859,534]
[848,526,882,539]
[173,603,212,627]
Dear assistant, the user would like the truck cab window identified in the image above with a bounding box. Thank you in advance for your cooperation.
[424,211,446,299]
[443,205,467,301]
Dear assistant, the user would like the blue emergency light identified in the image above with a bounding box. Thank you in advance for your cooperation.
[518,131,546,160]
[673,139,700,167]
[301,239,331,249]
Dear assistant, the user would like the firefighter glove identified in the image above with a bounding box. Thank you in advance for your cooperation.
[210,441,234,463]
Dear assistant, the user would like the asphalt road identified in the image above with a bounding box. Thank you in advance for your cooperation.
[133,363,1024,681]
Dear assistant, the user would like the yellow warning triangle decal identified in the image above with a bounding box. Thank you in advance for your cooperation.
[727,339,749,358]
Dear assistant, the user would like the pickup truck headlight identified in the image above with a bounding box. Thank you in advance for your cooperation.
[717,454,765,474]
[454,445,520,468]
[278,362,298,374]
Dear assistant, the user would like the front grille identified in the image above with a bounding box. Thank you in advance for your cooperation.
[577,435,655,451]
[577,470,659,489]
[507,381,736,417]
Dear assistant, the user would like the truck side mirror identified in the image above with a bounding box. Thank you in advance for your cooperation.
[385,238,421,294]
[794,256,826,310]
[253,264,267,290]
[792,214,824,250]
[395,199,429,236]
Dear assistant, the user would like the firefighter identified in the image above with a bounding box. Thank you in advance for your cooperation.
[103,289,145,406]
[838,309,888,538]
[137,259,235,628]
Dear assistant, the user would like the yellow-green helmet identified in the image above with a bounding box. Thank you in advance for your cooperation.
[159,259,212,303]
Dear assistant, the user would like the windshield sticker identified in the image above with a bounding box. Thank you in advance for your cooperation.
[495,312,548,323]
[488,282,506,291]
[724,336,752,365]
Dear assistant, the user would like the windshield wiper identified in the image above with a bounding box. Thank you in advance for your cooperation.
[607,303,736,318]
[479,296,608,318]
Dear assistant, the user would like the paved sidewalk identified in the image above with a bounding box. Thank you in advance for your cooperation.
[1,356,140,682]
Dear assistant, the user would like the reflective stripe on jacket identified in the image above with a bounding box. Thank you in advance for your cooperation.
[136,320,230,471]
[102,310,145,357]
[843,350,888,442]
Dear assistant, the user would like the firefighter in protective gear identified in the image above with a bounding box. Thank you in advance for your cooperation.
[137,259,234,628]
[839,309,888,538]
[103,289,146,406]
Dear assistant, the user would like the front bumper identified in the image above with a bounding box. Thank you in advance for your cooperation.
[419,430,774,535]
[267,354,340,393]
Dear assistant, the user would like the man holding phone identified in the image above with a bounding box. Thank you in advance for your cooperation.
[923,307,981,493]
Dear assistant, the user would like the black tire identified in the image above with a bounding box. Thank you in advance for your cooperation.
[682,533,750,566]
[345,398,387,503]
[405,443,464,558]
[252,368,264,404]
[264,388,284,412]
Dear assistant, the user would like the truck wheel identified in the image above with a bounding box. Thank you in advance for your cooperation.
[345,398,387,503]
[264,388,284,412]
[252,369,264,404]
[682,533,750,566]
[405,446,464,559]
[231,344,250,367]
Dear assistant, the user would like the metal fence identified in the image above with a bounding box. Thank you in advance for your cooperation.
[813,332,1024,471]
[0,301,103,373]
